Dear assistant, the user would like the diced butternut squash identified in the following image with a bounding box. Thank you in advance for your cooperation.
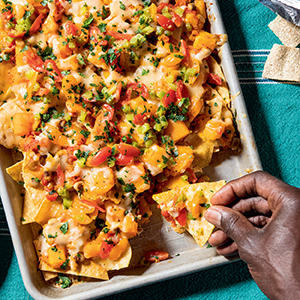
[122,214,138,238]
[108,238,129,261]
[62,74,79,102]
[202,119,226,141]
[46,246,66,269]
[193,31,216,51]
[130,96,156,116]
[68,207,93,225]
[164,120,190,143]
[13,113,34,136]
[44,124,69,147]
[169,146,194,176]
[140,144,169,176]
[161,53,183,67]
[42,14,58,35]
[84,241,102,259]
[163,175,190,190]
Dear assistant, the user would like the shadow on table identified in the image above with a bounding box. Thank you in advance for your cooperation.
[218,0,281,180]
[0,199,14,288]
[99,260,256,300]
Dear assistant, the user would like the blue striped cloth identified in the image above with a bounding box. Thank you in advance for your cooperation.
[1,0,300,299]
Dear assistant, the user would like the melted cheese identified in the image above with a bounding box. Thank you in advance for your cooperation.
[43,218,90,256]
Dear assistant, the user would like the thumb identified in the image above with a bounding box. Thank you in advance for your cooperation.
[204,206,258,244]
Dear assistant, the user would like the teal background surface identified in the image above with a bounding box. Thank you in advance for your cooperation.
[1,0,299,299]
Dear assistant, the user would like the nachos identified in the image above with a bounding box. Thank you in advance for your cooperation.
[1,0,237,284]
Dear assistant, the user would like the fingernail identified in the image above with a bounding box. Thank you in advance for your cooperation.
[204,208,221,227]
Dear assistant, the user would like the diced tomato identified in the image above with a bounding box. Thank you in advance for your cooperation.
[99,240,115,259]
[171,11,182,27]
[46,192,58,202]
[65,20,79,36]
[176,80,190,101]
[117,144,140,156]
[29,14,44,35]
[89,147,111,167]
[157,3,174,13]
[41,177,49,187]
[176,208,187,226]
[127,82,149,98]
[19,136,40,152]
[160,209,173,222]
[44,59,63,82]
[110,50,125,73]
[162,89,176,107]
[114,153,133,165]
[180,39,190,66]
[207,73,223,85]
[80,199,106,213]
[54,0,65,21]
[133,113,147,125]
[7,31,25,38]
[144,250,169,263]
[185,168,197,183]
[175,0,187,6]
[89,26,107,46]
[23,50,44,73]
[56,164,64,188]
[102,104,114,121]
[156,14,176,31]
[106,30,133,41]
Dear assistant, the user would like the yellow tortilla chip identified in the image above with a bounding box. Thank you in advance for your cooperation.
[38,260,109,281]
[153,181,226,247]
[22,151,47,224]
[93,242,132,271]
[33,235,131,280]
[6,161,23,182]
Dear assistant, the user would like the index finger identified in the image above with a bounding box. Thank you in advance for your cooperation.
[211,171,287,207]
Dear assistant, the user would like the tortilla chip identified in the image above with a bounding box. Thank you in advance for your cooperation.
[39,260,109,281]
[42,271,58,281]
[33,238,109,281]
[269,16,300,47]
[6,161,23,182]
[185,133,214,171]
[153,181,226,247]
[262,44,300,82]
[93,242,132,271]
[22,151,47,224]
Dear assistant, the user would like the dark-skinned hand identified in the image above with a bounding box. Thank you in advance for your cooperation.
[204,171,300,300]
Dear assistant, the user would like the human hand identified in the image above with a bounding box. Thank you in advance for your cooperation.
[204,171,300,300]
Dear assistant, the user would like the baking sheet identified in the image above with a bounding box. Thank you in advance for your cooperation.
[0,0,262,299]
